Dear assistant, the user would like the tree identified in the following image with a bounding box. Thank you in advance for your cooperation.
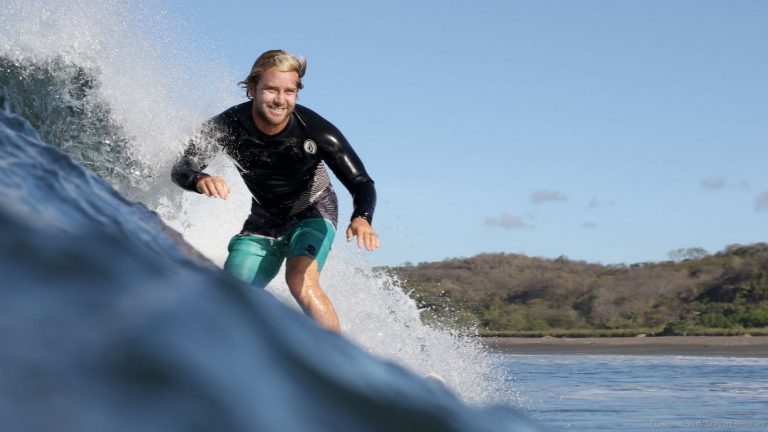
[668,247,708,262]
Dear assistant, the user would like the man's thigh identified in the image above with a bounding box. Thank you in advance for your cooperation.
[224,234,285,288]
[285,218,336,271]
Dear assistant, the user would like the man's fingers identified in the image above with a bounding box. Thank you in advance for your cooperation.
[360,232,378,251]
[197,178,214,197]
[365,234,372,251]
[212,180,224,198]
[367,233,379,251]
[346,226,354,241]
[197,177,229,199]
[198,181,211,197]
[214,180,229,199]
[346,220,379,250]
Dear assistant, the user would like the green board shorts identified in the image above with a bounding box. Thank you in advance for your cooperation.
[223,218,336,289]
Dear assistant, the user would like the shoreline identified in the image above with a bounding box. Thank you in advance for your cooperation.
[482,335,768,357]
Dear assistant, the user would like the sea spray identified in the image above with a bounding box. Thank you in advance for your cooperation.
[158,167,518,405]
[0,0,237,202]
[301,248,518,406]
[157,157,251,265]
[0,56,151,196]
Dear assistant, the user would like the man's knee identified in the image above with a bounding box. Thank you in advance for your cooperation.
[285,256,320,290]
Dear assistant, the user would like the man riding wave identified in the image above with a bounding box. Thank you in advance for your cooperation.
[172,49,378,333]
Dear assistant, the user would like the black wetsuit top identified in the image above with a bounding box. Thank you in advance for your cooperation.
[172,102,376,238]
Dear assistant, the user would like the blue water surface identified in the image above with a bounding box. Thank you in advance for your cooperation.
[502,354,768,431]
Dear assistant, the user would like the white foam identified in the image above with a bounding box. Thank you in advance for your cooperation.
[0,0,238,188]
[163,174,516,405]
[268,246,515,405]
[506,354,768,367]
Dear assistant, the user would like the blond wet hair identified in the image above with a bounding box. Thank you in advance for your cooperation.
[239,49,307,98]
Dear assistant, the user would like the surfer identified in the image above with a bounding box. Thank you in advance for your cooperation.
[171,49,378,333]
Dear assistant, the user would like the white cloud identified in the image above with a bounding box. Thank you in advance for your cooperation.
[530,190,568,205]
[485,213,533,230]
[588,198,617,209]
[701,176,751,191]
[701,176,729,190]
[582,222,597,229]
[756,191,768,212]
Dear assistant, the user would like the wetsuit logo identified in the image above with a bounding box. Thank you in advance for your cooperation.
[303,139,317,154]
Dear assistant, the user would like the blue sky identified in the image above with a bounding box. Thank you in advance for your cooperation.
[167,0,767,266]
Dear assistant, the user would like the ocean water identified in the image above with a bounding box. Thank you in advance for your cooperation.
[502,354,768,431]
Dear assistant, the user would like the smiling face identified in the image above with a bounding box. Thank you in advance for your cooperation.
[249,67,299,135]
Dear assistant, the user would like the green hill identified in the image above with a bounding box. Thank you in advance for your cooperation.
[387,243,768,336]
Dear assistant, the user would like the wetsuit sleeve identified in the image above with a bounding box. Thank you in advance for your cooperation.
[319,129,377,224]
[171,120,222,193]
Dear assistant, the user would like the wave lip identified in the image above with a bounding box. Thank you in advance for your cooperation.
[0,110,543,431]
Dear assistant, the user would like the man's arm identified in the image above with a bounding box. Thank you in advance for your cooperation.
[321,136,376,221]
[313,129,376,223]
[294,105,379,250]
[315,124,378,250]
[171,121,230,199]
[171,147,209,192]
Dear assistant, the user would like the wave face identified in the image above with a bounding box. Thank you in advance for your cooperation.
[0,110,542,430]
[0,56,149,196]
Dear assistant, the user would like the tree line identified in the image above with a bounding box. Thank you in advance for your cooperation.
[386,243,768,336]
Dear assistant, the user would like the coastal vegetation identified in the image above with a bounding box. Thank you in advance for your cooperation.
[388,243,768,337]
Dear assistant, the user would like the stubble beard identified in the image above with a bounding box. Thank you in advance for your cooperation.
[256,102,291,128]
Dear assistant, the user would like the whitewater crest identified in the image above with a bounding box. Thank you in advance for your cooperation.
[0,0,238,202]
[158,157,515,404]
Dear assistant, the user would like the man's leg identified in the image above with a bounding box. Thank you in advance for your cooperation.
[284,218,339,332]
[285,256,340,333]
[223,235,284,289]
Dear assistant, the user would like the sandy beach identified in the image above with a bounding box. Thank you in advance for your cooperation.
[483,336,768,357]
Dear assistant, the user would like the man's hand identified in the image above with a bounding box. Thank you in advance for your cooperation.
[346,217,379,251]
[196,176,230,199]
